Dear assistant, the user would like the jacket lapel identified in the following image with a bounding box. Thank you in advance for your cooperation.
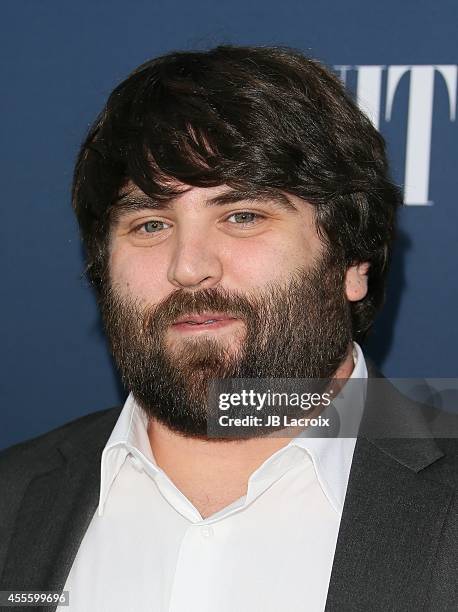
[325,436,452,611]
[325,363,452,611]
[0,409,120,607]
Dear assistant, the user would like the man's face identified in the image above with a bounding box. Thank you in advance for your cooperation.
[101,183,360,437]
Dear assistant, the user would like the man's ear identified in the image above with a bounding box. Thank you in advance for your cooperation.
[345,262,370,302]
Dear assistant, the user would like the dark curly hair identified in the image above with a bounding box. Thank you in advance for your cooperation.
[72,44,402,342]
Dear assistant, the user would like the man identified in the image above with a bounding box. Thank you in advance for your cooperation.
[0,45,457,612]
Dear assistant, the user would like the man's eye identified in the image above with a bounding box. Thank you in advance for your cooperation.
[135,220,170,234]
[226,212,263,225]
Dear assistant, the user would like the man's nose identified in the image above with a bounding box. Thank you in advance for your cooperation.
[167,230,224,290]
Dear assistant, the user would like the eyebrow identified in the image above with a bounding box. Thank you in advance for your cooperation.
[110,187,299,222]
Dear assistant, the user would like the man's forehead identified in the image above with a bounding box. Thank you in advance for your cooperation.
[114,181,302,215]
[117,180,215,202]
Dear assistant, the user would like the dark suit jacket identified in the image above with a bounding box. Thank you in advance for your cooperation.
[1,361,457,612]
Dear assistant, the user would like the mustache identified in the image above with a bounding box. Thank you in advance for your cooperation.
[143,285,259,331]
[102,265,313,337]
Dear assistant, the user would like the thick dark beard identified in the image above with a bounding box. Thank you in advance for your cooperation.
[99,255,353,438]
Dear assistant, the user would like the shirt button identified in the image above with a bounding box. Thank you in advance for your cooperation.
[200,526,214,538]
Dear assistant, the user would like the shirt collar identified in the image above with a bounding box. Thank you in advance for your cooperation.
[289,341,367,514]
[98,341,367,517]
[98,394,155,516]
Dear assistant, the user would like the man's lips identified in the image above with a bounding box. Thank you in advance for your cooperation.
[172,313,237,325]
[172,312,237,331]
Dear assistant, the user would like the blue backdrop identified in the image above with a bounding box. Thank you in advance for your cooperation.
[2,0,457,450]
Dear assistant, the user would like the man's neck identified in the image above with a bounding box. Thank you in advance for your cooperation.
[147,342,356,518]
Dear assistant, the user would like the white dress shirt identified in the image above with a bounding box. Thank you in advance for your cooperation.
[61,342,367,612]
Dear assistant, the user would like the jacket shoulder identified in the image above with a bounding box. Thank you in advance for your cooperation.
[0,406,122,477]
[0,407,122,579]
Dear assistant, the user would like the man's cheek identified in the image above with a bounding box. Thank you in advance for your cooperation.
[111,264,165,302]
